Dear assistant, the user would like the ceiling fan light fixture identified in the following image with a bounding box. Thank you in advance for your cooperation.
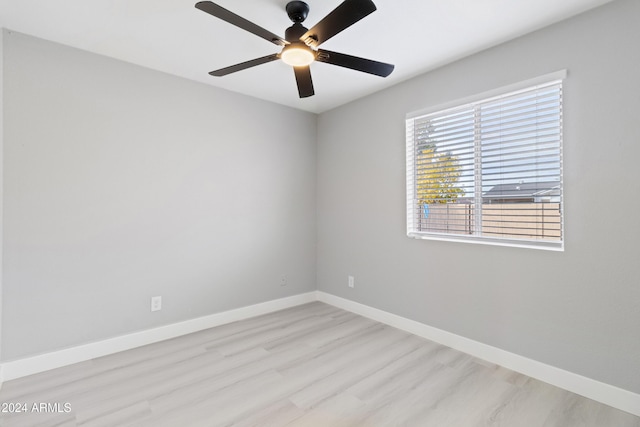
[280,44,316,67]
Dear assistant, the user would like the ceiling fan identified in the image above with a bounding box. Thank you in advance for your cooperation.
[194,0,394,98]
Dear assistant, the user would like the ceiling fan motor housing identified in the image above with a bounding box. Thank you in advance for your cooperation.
[285,23,309,42]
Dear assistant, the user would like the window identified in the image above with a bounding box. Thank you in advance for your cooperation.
[406,73,564,250]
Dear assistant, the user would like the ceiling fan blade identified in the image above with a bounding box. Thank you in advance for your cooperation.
[316,49,394,77]
[293,66,315,98]
[195,1,287,46]
[209,54,280,76]
[300,0,377,48]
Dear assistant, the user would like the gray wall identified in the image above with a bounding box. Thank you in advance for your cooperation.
[316,0,640,394]
[2,30,317,361]
[0,29,4,366]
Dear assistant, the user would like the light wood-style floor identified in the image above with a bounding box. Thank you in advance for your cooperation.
[1,302,638,427]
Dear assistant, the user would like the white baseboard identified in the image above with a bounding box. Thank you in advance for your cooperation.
[0,292,317,382]
[1,290,638,417]
[317,291,640,417]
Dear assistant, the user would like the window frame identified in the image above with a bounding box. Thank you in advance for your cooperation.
[406,71,566,251]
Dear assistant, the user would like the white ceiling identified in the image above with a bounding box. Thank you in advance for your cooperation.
[0,0,613,113]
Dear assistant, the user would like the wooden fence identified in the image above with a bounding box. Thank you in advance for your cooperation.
[418,203,561,241]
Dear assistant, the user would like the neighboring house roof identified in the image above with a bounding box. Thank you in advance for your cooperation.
[483,181,560,200]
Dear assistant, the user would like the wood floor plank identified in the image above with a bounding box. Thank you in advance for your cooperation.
[0,302,638,426]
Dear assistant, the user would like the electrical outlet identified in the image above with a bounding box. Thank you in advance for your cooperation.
[348,275,355,288]
[151,296,162,312]
[280,274,287,287]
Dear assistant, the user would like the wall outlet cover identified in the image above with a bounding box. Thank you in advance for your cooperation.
[151,296,162,312]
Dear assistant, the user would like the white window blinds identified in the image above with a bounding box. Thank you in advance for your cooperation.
[406,77,564,250]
